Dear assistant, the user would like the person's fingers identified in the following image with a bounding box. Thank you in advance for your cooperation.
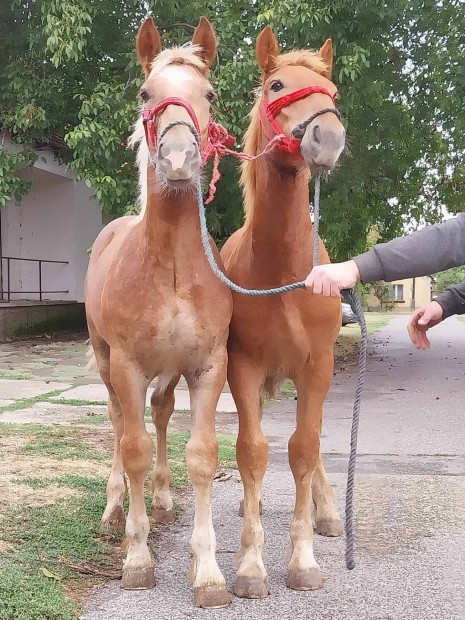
[322,279,332,297]
[417,331,429,349]
[407,321,417,345]
[313,273,323,295]
[304,273,314,292]
[330,283,341,298]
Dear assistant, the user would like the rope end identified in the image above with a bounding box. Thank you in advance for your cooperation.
[346,558,356,570]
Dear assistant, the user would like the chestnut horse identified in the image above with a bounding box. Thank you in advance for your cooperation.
[221,26,346,597]
[85,17,232,608]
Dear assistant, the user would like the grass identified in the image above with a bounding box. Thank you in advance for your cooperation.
[0,420,236,620]
[458,315,465,324]
[0,389,64,415]
[0,563,77,620]
[52,398,107,407]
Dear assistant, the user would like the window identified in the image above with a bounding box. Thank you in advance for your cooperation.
[392,284,404,301]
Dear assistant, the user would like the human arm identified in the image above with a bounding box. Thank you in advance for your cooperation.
[305,213,465,297]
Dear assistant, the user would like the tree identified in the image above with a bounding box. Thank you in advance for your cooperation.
[1,0,464,255]
[434,266,465,294]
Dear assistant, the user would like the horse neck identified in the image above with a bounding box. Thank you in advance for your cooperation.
[247,139,313,263]
[140,166,201,260]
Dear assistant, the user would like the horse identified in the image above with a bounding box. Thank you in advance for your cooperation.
[85,16,232,609]
[221,26,346,598]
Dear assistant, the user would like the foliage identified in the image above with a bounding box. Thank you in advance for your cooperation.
[1,0,464,253]
[372,281,397,311]
[434,266,465,293]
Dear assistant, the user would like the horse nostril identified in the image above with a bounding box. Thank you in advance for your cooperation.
[292,125,306,140]
[312,124,321,145]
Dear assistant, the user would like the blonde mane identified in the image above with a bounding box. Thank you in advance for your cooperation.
[128,45,208,223]
[241,49,330,228]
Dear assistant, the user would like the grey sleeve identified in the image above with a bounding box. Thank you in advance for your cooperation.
[435,281,465,319]
[353,213,465,283]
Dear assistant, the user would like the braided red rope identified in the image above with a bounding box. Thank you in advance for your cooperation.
[201,120,285,204]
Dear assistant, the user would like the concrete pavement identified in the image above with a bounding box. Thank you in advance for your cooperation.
[84,315,465,620]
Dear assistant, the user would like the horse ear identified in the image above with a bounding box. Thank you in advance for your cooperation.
[319,39,333,77]
[136,16,162,78]
[192,17,217,67]
[256,26,280,73]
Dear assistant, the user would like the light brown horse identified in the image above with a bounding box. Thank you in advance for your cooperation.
[221,26,346,597]
[85,17,232,608]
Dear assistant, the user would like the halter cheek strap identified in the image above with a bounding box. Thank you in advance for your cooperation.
[260,85,340,155]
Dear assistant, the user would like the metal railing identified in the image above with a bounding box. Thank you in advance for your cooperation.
[1,256,69,302]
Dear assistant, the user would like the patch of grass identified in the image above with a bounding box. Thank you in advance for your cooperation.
[0,389,64,415]
[335,312,394,360]
[0,562,77,620]
[1,422,236,619]
[52,398,107,407]
[280,379,296,398]
[458,315,465,324]
[218,434,236,469]
[72,414,109,426]
[20,436,108,461]
[0,369,35,380]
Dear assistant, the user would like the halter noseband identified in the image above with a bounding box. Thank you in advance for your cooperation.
[260,85,341,155]
[142,98,202,150]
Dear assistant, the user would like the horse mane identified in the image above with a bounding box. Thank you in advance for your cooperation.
[241,49,330,228]
[128,45,208,222]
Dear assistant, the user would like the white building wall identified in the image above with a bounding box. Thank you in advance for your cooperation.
[1,136,102,302]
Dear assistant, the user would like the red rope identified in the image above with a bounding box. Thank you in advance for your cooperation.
[201,120,285,204]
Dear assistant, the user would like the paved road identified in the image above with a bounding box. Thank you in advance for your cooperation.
[84,315,465,620]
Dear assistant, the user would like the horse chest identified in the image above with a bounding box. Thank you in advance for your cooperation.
[149,297,209,366]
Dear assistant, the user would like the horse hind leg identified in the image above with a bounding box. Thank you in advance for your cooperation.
[90,336,127,535]
[312,451,343,537]
[150,374,180,525]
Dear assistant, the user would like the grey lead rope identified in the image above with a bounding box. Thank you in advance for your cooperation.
[196,175,367,570]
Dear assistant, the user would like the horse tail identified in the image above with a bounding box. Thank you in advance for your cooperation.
[85,340,98,371]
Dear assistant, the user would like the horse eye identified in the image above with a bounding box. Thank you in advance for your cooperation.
[139,90,150,103]
[270,80,284,92]
[206,91,216,103]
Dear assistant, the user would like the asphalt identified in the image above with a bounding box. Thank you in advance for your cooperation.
[83,315,465,620]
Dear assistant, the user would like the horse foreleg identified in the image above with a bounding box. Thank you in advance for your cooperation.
[186,347,231,609]
[287,351,335,591]
[111,353,155,589]
[229,354,269,599]
[150,377,179,524]
[312,451,343,537]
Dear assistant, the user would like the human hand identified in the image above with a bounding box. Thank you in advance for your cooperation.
[407,301,443,349]
[305,260,361,297]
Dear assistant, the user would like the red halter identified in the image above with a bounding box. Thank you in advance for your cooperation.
[260,86,337,155]
[141,97,236,203]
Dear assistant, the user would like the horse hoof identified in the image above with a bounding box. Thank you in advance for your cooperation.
[100,506,126,535]
[234,576,269,599]
[238,500,263,517]
[287,568,322,591]
[194,585,231,609]
[316,518,343,537]
[152,507,175,525]
[121,567,156,590]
